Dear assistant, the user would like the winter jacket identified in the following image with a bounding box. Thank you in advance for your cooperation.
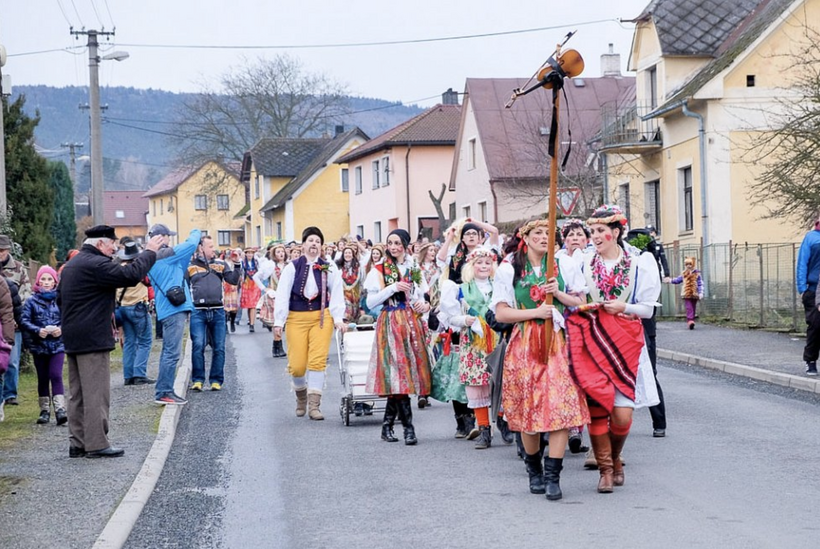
[58,244,157,354]
[0,277,14,345]
[797,229,820,294]
[21,292,64,355]
[1,255,32,303]
[4,278,22,329]
[187,256,241,309]
[148,230,200,321]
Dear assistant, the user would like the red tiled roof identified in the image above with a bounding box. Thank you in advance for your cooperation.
[104,191,149,227]
[142,161,241,198]
[336,104,461,163]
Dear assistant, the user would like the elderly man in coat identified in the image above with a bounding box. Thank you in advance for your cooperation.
[58,225,162,458]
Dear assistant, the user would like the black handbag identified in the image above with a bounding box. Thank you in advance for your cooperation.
[151,276,187,307]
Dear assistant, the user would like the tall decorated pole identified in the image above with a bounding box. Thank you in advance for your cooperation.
[505,32,585,358]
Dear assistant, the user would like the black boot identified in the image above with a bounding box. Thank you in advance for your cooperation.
[543,456,564,501]
[276,341,287,357]
[229,315,236,333]
[271,340,277,357]
[454,414,468,439]
[515,432,525,459]
[396,396,417,445]
[474,425,492,449]
[464,414,479,440]
[496,416,514,445]
[381,398,399,442]
[523,449,546,494]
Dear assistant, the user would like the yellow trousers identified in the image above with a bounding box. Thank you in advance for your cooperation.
[286,310,334,378]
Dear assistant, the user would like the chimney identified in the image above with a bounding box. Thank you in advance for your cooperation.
[334,125,345,136]
[442,88,459,105]
[600,43,621,77]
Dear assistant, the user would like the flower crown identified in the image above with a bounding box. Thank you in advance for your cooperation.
[587,204,628,226]
[517,218,551,238]
[466,247,497,263]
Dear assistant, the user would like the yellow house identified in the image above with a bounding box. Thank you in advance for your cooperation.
[240,128,368,245]
[143,161,245,249]
[600,0,814,246]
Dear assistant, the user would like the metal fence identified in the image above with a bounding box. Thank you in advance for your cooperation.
[659,241,804,332]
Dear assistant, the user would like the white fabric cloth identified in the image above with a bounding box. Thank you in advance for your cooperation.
[307,370,326,392]
[253,259,285,292]
[272,258,345,328]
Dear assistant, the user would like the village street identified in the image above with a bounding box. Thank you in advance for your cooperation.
[122,326,820,549]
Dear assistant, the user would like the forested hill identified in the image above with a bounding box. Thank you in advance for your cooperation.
[12,85,424,192]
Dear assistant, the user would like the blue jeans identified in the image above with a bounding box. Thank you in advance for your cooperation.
[2,332,22,401]
[190,308,227,385]
[120,303,153,380]
[156,312,188,399]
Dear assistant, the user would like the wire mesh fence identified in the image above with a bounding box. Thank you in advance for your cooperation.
[659,241,804,332]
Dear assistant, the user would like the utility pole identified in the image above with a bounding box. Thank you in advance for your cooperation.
[60,142,84,188]
[71,29,115,225]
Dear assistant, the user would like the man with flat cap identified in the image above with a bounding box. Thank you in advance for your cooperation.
[58,225,163,458]
[274,226,346,420]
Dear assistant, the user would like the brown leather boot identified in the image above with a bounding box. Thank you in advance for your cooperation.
[295,388,308,417]
[610,432,628,486]
[589,434,614,493]
[307,392,324,420]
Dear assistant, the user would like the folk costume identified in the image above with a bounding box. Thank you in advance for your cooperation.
[255,247,288,356]
[222,249,242,333]
[438,248,499,449]
[668,257,703,329]
[565,205,661,493]
[365,229,433,445]
[337,245,370,323]
[273,228,344,420]
[240,251,261,332]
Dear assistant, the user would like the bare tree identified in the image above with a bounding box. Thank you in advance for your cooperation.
[745,25,820,225]
[172,54,351,165]
[428,183,451,234]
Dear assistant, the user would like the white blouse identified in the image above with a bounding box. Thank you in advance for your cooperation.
[490,253,586,313]
[364,256,429,310]
[580,249,661,319]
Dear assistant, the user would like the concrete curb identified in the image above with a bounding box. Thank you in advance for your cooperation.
[657,348,820,394]
[92,339,193,549]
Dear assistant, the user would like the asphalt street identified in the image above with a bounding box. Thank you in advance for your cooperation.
[125,326,820,549]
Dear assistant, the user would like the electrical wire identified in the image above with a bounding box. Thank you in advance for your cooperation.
[90,0,104,28]
[114,19,618,51]
[69,0,84,27]
[103,0,115,28]
[7,46,86,57]
[56,0,74,26]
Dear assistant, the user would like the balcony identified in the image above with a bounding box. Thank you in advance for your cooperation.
[599,103,663,155]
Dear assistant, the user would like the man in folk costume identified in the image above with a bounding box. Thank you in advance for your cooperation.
[274,227,345,420]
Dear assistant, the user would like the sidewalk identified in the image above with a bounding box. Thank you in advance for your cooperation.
[657,320,819,393]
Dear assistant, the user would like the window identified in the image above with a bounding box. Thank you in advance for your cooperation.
[382,157,390,186]
[217,194,229,210]
[355,166,363,195]
[341,168,349,193]
[463,205,471,218]
[254,175,260,199]
[218,231,231,246]
[648,66,658,109]
[746,75,756,88]
[356,225,364,239]
[645,180,661,233]
[372,160,380,189]
[468,138,476,169]
[255,225,262,247]
[276,222,282,240]
[619,183,630,222]
[374,221,382,243]
[115,210,125,219]
[478,201,488,223]
[194,195,208,211]
[160,199,164,215]
[152,200,156,217]
[682,167,694,232]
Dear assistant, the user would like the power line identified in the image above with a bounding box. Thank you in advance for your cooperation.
[90,0,105,28]
[114,19,618,51]
[56,0,74,26]
[69,0,84,27]
[103,0,115,28]
[7,46,86,57]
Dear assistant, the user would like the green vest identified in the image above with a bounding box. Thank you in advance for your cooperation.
[513,256,566,324]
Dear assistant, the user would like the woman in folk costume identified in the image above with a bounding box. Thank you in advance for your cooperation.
[335,241,370,323]
[565,205,661,493]
[415,242,442,410]
[490,219,589,501]
[665,256,703,329]
[558,219,592,261]
[273,227,346,420]
[438,248,500,449]
[365,229,433,445]
[254,244,289,357]
[240,248,262,332]
[222,248,243,333]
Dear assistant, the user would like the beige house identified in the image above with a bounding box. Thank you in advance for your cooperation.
[601,0,815,245]
[143,161,245,248]
[450,63,635,226]
[103,191,148,244]
[336,99,461,242]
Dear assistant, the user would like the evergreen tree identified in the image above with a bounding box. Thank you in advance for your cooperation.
[3,95,54,262]
[47,161,76,261]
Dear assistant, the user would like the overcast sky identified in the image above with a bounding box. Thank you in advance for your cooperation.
[1,0,650,106]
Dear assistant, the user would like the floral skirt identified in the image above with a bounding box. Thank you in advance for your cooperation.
[240,279,261,309]
[430,348,467,403]
[501,323,589,433]
[458,343,491,386]
[344,286,361,323]
[259,294,275,326]
[366,305,432,396]
[223,283,239,312]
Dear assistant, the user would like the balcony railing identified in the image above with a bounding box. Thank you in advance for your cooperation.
[599,103,662,154]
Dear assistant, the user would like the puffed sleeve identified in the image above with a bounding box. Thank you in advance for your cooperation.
[558,254,587,295]
[490,262,516,313]
[438,280,465,328]
[273,262,296,328]
[327,264,345,324]
[623,252,661,319]
[364,268,397,310]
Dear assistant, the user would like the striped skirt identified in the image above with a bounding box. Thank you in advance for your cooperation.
[366,304,432,396]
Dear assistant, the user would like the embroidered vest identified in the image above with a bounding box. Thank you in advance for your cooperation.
[582,250,639,304]
[289,256,328,312]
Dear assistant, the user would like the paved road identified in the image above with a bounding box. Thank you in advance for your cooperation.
[126,328,820,549]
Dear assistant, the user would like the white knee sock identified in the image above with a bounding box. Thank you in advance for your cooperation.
[307,370,325,393]
[292,376,306,389]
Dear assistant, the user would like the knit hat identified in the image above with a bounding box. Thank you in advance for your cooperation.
[35,265,59,292]
[302,226,324,244]
[387,229,411,248]
[460,222,482,240]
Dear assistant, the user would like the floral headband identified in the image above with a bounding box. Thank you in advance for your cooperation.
[587,204,628,226]
[466,247,497,263]
[517,218,551,238]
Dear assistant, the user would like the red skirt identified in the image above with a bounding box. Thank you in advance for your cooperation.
[240,279,261,309]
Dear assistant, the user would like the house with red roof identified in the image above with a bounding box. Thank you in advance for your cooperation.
[336,93,462,242]
[104,191,149,243]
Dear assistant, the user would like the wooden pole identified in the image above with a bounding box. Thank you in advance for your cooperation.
[543,90,561,359]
